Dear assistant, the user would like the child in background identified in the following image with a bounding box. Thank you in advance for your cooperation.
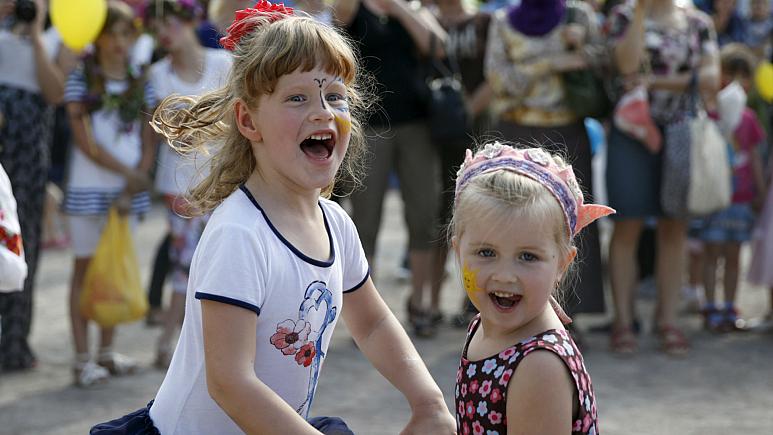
[145,0,233,369]
[452,143,612,434]
[743,0,772,59]
[63,1,157,387]
[700,43,767,332]
[91,3,456,434]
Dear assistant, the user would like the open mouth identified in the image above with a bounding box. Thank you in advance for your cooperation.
[488,291,522,310]
[300,132,335,160]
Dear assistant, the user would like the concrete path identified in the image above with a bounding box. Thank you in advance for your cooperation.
[1,191,771,435]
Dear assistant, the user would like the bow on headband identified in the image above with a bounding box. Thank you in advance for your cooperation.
[454,143,615,239]
[219,1,294,51]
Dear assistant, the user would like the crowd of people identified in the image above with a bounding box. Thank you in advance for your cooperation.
[0,0,772,433]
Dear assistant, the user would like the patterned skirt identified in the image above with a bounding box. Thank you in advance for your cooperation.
[0,84,52,371]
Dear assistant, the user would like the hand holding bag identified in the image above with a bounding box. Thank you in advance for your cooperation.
[561,6,613,120]
[80,208,147,327]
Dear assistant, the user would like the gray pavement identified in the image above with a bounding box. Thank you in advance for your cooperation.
[1,191,772,435]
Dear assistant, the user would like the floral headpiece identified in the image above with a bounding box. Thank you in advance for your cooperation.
[455,143,615,239]
[219,1,295,51]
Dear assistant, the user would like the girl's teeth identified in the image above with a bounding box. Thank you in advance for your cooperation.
[309,134,332,140]
[492,291,515,298]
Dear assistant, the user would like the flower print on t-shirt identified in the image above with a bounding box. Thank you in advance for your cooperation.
[268,280,338,417]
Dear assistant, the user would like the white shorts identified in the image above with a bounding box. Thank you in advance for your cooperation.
[68,214,138,258]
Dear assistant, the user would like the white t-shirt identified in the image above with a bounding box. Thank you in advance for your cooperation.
[0,29,56,93]
[150,187,370,435]
[149,49,232,196]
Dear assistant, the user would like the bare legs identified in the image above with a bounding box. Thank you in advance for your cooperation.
[609,218,688,354]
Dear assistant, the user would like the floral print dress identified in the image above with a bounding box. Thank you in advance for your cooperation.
[455,315,599,435]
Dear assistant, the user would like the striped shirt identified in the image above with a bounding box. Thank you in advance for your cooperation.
[63,66,156,216]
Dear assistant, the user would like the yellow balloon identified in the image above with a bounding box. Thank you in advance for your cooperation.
[50,0,107,52]
[755,62,773,103]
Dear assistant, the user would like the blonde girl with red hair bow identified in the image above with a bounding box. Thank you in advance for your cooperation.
[90,3,456,434]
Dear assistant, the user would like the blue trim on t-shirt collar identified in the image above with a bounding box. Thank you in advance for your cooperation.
[238,184,335,268]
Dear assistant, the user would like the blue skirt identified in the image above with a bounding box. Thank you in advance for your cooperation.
[90,401,354,435]
[90,401,159,435]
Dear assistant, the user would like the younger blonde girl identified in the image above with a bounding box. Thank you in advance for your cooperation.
[452,142,612,434]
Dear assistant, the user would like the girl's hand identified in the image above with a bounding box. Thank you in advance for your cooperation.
[400,401,456,435]
[113,192,133,215]
[124,170,151,194]
[31,0,47,36]
[562,23,586,49]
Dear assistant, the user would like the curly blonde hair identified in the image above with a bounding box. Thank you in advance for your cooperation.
[152,15,372,214]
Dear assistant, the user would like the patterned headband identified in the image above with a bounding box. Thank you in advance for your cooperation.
[454,143,615,239]
[219,1,295,51]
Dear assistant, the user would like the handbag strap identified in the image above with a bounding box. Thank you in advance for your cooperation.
[686,71,703,117]
[428,33,462,80]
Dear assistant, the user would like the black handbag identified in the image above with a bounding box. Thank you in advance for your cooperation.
[561,7,613,120]
[425,35,469,145]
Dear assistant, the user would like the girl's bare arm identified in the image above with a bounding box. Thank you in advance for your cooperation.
[201,301,323,435]
[343,279,455,434]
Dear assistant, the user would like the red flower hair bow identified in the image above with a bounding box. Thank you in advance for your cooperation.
[219,1,294,51]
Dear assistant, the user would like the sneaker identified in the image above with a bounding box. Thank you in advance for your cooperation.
[723,307,748,332]
[73,360,110,388]
[97,352,139,376]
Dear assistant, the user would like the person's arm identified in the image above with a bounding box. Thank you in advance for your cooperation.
[331,0,360,27]
[30,0,64,104]
[466,82,493,118]
[383,0,447,57]
[137,113,157,178]
[202,301,323,435]
[333,0,446,57]
[612,0,649,76]
[65,102,150,193]
[342,279,456,434]
[505,351,576,435]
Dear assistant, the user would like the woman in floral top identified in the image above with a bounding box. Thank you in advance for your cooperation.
[605,0,720,356]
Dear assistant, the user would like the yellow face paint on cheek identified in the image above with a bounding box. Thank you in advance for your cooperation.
[334,114,351,138]
[462,263,483,305]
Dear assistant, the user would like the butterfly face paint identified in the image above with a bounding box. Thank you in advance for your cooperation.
[313,77,327,109]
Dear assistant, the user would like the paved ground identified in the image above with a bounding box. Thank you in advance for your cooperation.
[1,191,772,435]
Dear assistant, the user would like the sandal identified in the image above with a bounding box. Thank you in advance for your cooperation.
[97,352,139,376]
[73,360,110,388]
[609,325,638,356]
[656,324,689,356]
